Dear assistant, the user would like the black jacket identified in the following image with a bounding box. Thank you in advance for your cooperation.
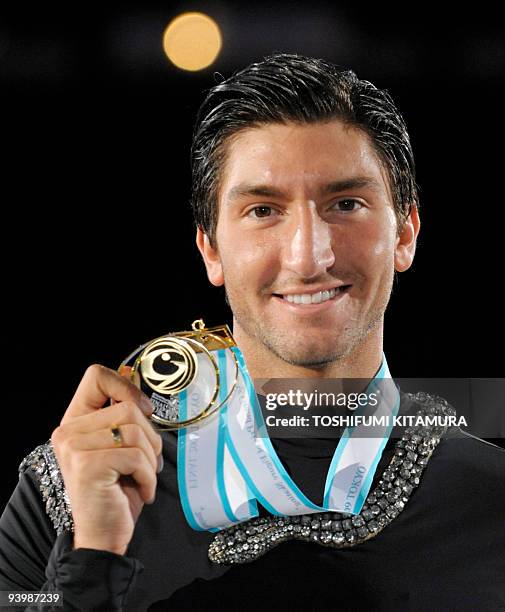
[1,391,504,611]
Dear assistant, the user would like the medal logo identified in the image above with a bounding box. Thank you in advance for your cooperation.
[140,337,199,395]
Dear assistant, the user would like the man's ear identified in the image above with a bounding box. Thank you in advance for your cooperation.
[394,204,420,272]
[196,226,224,286]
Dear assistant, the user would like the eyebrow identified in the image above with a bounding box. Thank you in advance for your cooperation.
[226,176,382,204]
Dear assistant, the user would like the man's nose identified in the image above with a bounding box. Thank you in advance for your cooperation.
[283,201,335,277]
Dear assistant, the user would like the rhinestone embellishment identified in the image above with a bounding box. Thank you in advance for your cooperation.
[17,392,455,558]
[18,440,74,535]
[208,393,456,564]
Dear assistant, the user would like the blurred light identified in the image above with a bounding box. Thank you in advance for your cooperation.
[162,12,222,72]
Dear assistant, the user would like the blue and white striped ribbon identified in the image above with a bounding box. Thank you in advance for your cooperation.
[177,346,400,531]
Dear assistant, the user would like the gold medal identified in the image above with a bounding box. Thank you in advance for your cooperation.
[118,319,239,430]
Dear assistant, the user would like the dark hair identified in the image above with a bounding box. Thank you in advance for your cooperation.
[190,53,419,247]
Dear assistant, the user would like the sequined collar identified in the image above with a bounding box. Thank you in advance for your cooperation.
[208,392,456,564]
[18,392,457,565]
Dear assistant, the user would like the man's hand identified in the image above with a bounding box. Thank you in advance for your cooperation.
[50,364,163,556]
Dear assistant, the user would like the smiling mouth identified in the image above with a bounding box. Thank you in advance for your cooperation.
[272,285,352,305]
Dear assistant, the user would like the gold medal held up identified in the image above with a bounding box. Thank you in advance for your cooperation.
[118,320,239,430]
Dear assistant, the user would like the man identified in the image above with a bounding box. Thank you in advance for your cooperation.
[1,53,504,611]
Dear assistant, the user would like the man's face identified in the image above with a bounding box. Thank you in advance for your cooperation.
[197,119,417,367]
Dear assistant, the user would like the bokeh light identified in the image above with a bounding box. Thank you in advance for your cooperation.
[162,12,222,72]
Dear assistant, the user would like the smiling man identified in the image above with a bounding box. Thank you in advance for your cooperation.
[1,53,504,611]
[196,119,417,379]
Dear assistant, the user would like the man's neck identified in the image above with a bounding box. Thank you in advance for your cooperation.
[232,321,384,380]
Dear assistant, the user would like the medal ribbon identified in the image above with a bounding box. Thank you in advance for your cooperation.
[177,347,400,531]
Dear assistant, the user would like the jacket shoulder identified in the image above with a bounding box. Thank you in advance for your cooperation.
[18,440,74,535]
[400,389,505,452]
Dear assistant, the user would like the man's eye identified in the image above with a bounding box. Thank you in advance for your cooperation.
[332,199,363,212]
[247,206,276,218]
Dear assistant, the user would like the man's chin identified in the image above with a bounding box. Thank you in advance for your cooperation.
[265,338,347,369]
[283,356,336,369]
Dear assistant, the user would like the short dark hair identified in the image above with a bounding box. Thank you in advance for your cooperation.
[190,53,419,247]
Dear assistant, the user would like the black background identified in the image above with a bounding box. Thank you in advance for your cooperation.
[2,1,504,511]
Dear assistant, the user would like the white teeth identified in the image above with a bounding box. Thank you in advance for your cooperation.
[282,287,341,304]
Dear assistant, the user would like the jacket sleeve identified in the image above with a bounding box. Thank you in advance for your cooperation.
[0,443,144,611]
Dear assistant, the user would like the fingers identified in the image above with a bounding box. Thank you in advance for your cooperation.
[63,364,153,422]
[54,401,163,459]
[57,424,160,474]
[73,447,157,504]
